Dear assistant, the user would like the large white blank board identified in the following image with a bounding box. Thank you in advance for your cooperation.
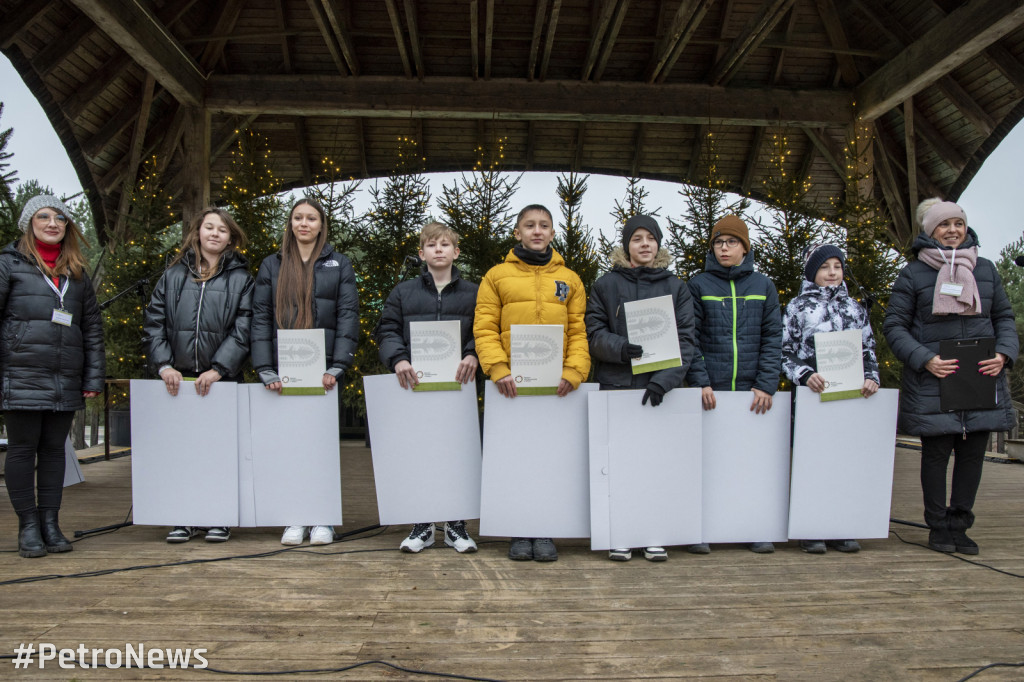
[789,387,899,539]
[245,385,342,526]
[701,391,791,543]
[588,388,702,550]
[364,374,482,524]
[130,379,239,525]
[479,382,596,538]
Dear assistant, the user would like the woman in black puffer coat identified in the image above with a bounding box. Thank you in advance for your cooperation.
[251,197,358,548]
[883,198,1017,556]
[143,207,254,544]
[1,195,104,558]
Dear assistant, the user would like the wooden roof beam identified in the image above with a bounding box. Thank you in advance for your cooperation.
[470,0,480,79]
[355,117,368,178]
[83,101,138,158]
[708,0,797,86]
[539,0,562,81]
[769,7,798,84]
[526,0,548,81]
[813,0,858,86]
[111,73,156,243]
[70,0,206,106]
[630,122,645,177]
[198,0,244,71]
[985,43,1024,95]
[592,0,631,82]
[207,75,854,127]
[321,0,360,75]
[904,99,918,219]
[276,0,293,71]
[404,0,424,79]
[855,0,1024,120]
[382,0,413,78]
[801,127,844,179]
[581,0,618,81]
[937,74,995,136]
[33,19,94,76]
[573,121,586,171]
[904,105,966,171]
[871,130,910,245]
[211,114,258,161]
[648,0,714,84]
[687,124,708,181]
[307,0,350,76]
[740,126,765,194]
[295,117,313,186]
[484,0,494,79]
[525,120,537,170]
[0,2,53,50]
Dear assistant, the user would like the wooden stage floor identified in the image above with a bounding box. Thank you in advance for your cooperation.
[1,443,1022,681]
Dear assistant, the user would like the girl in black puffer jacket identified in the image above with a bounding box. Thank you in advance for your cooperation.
[1,194,105,558]
[143,207,254,543]
[251,197,358,547]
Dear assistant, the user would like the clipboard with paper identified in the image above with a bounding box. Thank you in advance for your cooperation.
[939,337,996,411]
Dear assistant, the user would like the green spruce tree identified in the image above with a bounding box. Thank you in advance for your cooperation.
[553,172,600,293]
[343,137,431,413]
[996,237,1024,402]
[0,102,19,243]
[437,137,520,282]
[665,133,749,280]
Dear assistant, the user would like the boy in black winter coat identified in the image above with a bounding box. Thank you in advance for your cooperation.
[586,214,696,562]
[685,215,783,555]
[374,222,479,554]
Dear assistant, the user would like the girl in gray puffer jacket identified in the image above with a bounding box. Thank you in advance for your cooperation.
[143,207,254,544]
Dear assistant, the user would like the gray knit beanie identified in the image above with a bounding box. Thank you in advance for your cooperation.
[18,195,71,232]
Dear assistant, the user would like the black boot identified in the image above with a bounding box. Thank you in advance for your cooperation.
[17,511,47,558]
[39,509,73,553]
[947,509,978,555]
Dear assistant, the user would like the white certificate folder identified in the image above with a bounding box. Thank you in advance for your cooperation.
[625,295,682,374]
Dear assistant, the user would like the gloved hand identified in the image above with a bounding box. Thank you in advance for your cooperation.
[621,343,644,362]
[641,384,665,407]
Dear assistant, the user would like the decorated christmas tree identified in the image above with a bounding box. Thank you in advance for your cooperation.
[553,172,599,293]
[220,128,288,275]
[437,137,520,282]
[752,131,838,306]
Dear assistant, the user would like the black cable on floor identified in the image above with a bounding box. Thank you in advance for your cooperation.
[955,661,1024,681]
[0,525,390,586]
[889,530,1024,579]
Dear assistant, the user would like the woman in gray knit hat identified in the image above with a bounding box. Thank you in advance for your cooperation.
[1,195,105,557]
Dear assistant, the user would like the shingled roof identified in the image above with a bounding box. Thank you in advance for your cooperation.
[2,0,1023,245]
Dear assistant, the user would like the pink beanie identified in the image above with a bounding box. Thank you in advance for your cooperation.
[922,201,967,236]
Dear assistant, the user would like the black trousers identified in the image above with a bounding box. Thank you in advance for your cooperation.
[919,431,988,530]
[4,410,75,514]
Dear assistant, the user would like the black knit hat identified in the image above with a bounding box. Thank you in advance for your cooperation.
[803,243,846,282]
[621,215,663,251]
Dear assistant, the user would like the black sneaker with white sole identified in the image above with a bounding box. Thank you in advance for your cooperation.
[400,523,435,553]
[443,521,478,553]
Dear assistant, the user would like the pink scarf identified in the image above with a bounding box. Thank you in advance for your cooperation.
[916,246,982,315]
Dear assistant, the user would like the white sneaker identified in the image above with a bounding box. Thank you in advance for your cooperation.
[643,546,668,561]
[281,526,307,545]
[310,525,335,545]
[400,523,435,552]
[443,521,478,553]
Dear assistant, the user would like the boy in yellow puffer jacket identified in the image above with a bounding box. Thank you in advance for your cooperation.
[474,204,590,562]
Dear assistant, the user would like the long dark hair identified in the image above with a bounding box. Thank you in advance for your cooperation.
[275,197,328,329]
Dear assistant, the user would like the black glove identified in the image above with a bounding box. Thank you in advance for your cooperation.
[642,384,665,407]
[622,343,644,362]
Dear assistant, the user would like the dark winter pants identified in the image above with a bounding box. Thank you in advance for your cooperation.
[919,431,988,530]
[4,410,74,514]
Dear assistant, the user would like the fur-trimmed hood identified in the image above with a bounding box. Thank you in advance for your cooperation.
[610,245,672,270]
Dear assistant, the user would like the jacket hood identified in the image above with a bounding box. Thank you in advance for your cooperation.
[2,241,22,258]
[911,226,980,256]
[505,247,566,268]
[610,245,672,271]
[703,247,755,280]
[795,278,850,298]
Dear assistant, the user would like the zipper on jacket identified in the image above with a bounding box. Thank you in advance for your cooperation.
[194,281,207,373]
[730,280,739,391]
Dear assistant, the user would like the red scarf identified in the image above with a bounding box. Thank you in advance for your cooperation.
[36,239,62,287]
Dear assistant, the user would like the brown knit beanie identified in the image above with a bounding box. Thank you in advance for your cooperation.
[711,215,750,252]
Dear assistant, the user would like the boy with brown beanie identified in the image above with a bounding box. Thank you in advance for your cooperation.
[685,214,783,554]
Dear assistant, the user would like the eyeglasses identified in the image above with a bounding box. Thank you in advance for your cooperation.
[34,212,68,226]
[712,238,741,248]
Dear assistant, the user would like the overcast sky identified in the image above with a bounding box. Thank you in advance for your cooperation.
[3,55,1022,259]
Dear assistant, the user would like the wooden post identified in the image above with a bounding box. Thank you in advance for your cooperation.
[180,106,211,234]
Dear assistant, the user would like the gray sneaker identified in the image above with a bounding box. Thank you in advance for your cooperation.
[508,537,533,560]
[686,543,711,554]
[166,527,199,543]
[532,537,558,562]
[749,542,775,554]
